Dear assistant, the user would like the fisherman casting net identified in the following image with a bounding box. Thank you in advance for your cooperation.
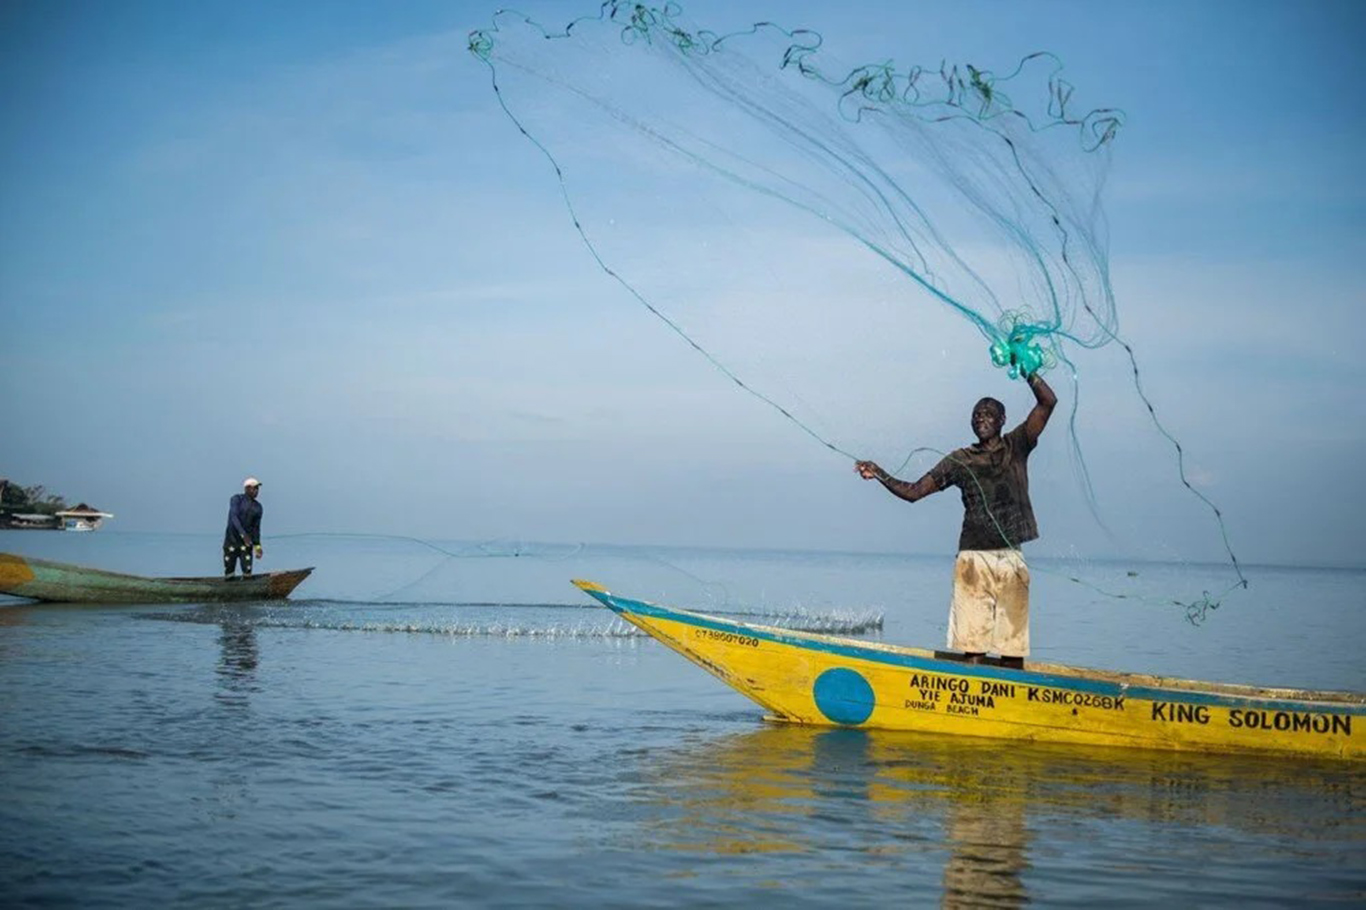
[469,2,1244,618]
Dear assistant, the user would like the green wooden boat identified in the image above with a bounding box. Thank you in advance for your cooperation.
[0,552,313,604]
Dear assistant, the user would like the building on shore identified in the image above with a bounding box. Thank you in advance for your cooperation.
[54,504,115,532]
[5,513,60,530]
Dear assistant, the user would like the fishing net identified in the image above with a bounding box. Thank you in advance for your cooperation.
[468,2,1244,619]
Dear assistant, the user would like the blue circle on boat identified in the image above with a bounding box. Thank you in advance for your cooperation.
[813,668,875,725]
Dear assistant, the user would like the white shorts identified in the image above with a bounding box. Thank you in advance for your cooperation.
[948,548,1030,657]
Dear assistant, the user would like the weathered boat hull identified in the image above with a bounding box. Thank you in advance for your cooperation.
[573,580,1364,761]
[0,552,313,604]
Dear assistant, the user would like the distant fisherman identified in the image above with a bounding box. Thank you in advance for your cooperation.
[855,371,1056,669]
[224,477,264,578]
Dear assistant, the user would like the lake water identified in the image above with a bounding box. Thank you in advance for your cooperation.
[2,530,1363,907]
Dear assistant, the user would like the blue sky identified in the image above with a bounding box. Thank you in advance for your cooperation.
[1,0,1363,569]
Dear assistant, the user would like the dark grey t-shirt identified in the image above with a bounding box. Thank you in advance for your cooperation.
[927,424,1038,552]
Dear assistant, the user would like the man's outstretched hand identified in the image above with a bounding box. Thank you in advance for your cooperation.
[855,460,882,481]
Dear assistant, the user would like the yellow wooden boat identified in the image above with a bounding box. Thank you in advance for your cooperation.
[573,580,1364,761]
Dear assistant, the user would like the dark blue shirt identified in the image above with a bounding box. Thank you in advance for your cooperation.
[224,493,263,547]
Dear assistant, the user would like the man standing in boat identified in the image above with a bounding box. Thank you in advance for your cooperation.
[224,477,264,578]
[855,371,1056,669]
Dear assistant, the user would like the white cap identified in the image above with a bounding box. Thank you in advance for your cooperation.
[243,477,261,488]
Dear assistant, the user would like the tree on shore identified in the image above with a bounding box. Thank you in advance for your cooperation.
[0,479,69,516]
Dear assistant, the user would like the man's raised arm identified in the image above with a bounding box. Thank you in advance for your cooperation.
[1022,372,1058,444]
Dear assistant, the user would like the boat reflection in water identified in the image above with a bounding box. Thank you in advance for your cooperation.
[626,723,1361,905]
[206,606,264,824]
[215,607,261,706]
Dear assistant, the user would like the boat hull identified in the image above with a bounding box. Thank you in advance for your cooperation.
[574,580,1364,761]
[0,552,313,604]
